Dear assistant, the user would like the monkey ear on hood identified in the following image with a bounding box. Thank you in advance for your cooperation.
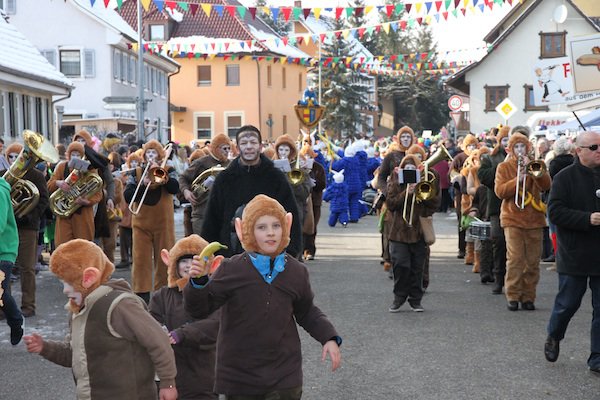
[82,267,101,289]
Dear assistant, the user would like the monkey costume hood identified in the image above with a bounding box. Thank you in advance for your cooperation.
[73,130,93,148]
[396,126,415,152]
[166,234,209,291]
[208,134,232,163]
[274,135,298,161]
[142,139,166,161]
[5,143,23,157]
[491,126,511,156]
[507,132,532,157]
[462,134,479,156]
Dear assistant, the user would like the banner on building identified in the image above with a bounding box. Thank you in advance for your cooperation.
[569,33,600,93]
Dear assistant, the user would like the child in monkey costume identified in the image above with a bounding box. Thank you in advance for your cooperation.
[124,140,179,302]
[24,239,178,400]
[183,194,342,399]
[47,142,103,246]
[149,234,222,400]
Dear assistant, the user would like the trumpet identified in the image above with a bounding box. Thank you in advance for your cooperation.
[128,143,173,215]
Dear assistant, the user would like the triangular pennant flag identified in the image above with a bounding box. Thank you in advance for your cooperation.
[435,1,443,11]
[116,0,123,9]
[302,8,310,19]
[335,7,343,19]
[335,31,342,38]
[103,0,110,8]
[303,34,311,44]
[281,57,287,64]
[415,3,422,14]
[289,37,296,46]
[165,1,175,10]
[358,27,366,39]
[342,30,350,39]
[464,0,470,7]
[425,2,433,13]
[270,7,279,21]
[261,6,270,16]
[395,3,404,15]
[226,5,236,17]
[214,5,224,16]
[154,1,164,12]
[442,11,449,19]
[281,7,292,22]
[249,7,257,19]
[314,8,322,19]
[367,26,374,36]
[391,21,399,32]
[282,37,289,46]
[445,0,452,9]
[90,0,97,6]
[406,3,412,13]
[237,6,247,19]
[247,40,253,48]
[454,0,460,8]
[385,5,394,17]
[239,41,245,49]
[224,42,230,51]
[478,4,485,12]
[292,7,301,20]
[201,3,211,17]
[177,2,188,11]
[355,7,364,17]
[451,9,458,18]
[400,20,407,30]
[460,8,466,16]
[416,17,423,25]
[190,3,198,15]
[365,5,374,15]
[473,0,478,5]
[141,0,151,11]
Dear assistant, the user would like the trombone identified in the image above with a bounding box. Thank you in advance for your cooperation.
[514,153,547,210]
[128,143,173,215]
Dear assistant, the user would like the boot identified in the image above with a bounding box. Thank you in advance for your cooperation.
[492,274,503,295]
[464,242,474,265]
[472,250,480,273]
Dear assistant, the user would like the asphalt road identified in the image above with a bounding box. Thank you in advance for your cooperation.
[1,208,598,399]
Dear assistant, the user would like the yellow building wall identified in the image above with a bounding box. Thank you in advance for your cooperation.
[170,57,306,145]
[574,0,600,15]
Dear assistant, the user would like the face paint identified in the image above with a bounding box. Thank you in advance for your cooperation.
[145,148,158,163]
[277,145,291,160]
[400,133,412,148]
[70,151,82,159]
[62,281,83,309]
[467,144,477,152]
[130,160,139,168]
[218,144,231,160]
[238,136,261,165]
[513,142,527,156]
[404,163,417,170]
[76,138,87,145]
[7,153,19,163]
[501,137,509,148]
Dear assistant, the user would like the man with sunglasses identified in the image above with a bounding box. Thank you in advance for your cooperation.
[545,131,600,373]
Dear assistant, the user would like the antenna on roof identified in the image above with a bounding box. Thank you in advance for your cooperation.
[552,5,568,24]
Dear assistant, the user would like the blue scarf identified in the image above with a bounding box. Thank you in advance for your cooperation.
[249,252,286,284]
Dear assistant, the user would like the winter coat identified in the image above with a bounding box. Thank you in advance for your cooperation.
[549,153,574,178]
[201,154,301,258]
[376,150,405,195]
[323,182,349,213]
[478,150,507,217]
[548,158,600,276]
[149,287,219,399]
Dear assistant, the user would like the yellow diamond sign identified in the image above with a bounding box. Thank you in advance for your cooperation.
[495,98,517,121]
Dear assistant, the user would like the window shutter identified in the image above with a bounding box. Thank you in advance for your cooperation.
[84,49,95,78]
[41,49,56,68]
[6,0,16,14]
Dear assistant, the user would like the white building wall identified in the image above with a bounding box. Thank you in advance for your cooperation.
[465,0,598,133]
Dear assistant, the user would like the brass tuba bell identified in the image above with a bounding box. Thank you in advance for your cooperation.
[3,130,59,218]
[191,165,226,195]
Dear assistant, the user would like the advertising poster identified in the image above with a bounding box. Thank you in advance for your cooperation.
[569,33,600,93]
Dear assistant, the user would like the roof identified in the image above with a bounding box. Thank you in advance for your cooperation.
[0,14,72,90]
[72,0,139,41]
[119,0,309,58]
[446,0,600,95]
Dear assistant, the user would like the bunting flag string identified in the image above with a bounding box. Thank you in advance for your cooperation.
[105,0,518,22]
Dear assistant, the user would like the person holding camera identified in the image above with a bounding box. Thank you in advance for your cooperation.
[384,155,440,313]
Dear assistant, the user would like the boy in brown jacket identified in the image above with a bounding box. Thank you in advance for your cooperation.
[184,194,341,400]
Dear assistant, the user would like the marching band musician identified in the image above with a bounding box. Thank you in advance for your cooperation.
[3,143,49,318]
[377,126,416,273]
[179,133,232,236]
[273,134,312,236]
[115,152,143,269]
[300,143,327,261]
[99,152,124,264]
[48,142,103,246]
[494,132,551,311]
[478,126,510,294]
[386,154,440,313]
[124,140,179,304]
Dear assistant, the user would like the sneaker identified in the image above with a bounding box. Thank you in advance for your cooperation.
[388,299,404,313]
[410,303,425,312]
[544,336,559,362]
[10,323,23,345]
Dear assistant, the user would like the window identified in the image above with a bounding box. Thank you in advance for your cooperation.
[226,65,240,86]
[113,49,120,80]
[151,68,157,94]
[21,95,31,132]
[0,92,5,137]
[540,32,566,58]
[282,115,287,134]
[8,92,18,138]
[225,113,243,138]
[128,55,134,84]
[298,73,302,92]
[484,85,509,112]
[149,24,165,41]
[282,67,286,89]
[120,51,127,82]
[0,0,16,14]
[197,65,211,86]
[194,113,213,138]
[84,49,95,78]
[523,85,549,112]
[267,65,272,87]
[41,49,56,68]
[60,50,81,78]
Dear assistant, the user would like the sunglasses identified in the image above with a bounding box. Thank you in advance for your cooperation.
[580,144,600,151]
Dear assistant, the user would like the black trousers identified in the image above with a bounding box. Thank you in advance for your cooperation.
[390,239,427,304]
[490,215,507,281]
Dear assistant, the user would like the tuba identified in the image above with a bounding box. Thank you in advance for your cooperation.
[191,164,226,195]
[49,157,104,218]
[3,130,58,218]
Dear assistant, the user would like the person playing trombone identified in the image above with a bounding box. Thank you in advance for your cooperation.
[385,154,440,313]
[494,132,551,311]
[124,140,179,304]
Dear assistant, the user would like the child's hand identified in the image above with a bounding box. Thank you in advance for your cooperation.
[322,340,341,371]
[190,255,210,278]
[23,333,44,354]
[159,387,178,400]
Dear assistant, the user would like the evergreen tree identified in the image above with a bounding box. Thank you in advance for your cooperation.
[347,0,375,53]
[321,18,371,139]
[255,0,289,36]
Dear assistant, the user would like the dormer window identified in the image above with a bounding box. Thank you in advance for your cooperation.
[149,24,165,41]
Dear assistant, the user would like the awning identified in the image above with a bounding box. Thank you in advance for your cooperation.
[553,108,600,131]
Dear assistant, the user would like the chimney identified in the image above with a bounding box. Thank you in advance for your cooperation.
[294,1,302,8]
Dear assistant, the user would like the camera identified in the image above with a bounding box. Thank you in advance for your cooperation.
[398,169,420,184]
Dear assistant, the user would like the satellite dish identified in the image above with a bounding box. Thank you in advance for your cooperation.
[553,5,568,24]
